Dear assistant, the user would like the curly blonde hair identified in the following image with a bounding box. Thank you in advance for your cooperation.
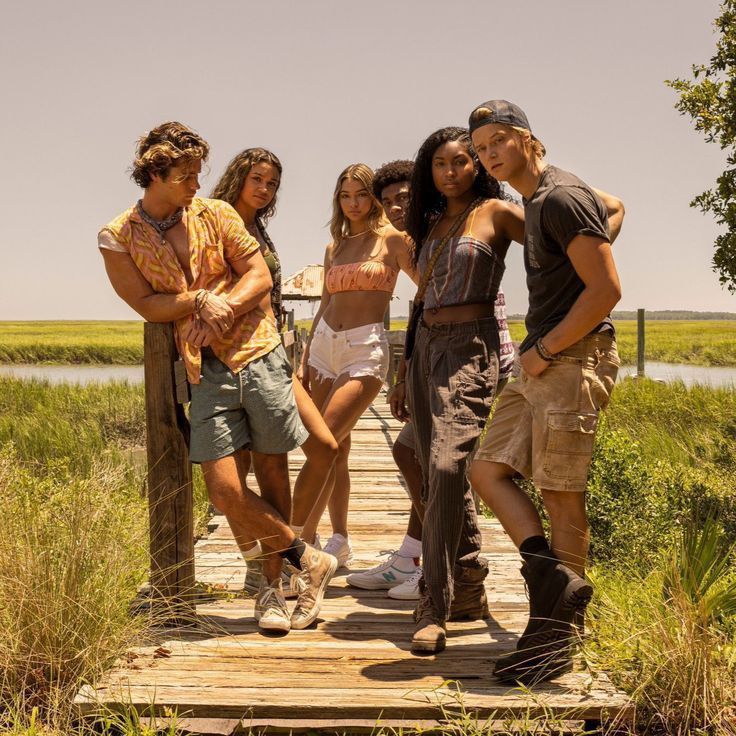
[131,122,209,188]
[210,148,282,224]
[329,163,386,245]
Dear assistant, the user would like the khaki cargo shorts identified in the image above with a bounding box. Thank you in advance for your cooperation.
[475,334,619,492]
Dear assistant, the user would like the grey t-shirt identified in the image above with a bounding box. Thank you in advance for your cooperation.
[520,165,612,354]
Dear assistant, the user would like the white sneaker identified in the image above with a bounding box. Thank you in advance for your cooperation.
[254,578,291,633]
[387,567,423,600]
[322,533,353,568]
[346,550,418,590]
[290,545,339,630]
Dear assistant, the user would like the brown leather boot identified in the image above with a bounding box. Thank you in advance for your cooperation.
[411,579,446,655]
[448,562,490,621]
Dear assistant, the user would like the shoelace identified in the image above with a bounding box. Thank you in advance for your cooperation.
[259,585,288,616]
[364,549,400,572]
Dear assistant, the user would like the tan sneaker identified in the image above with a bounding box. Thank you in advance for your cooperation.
[411,580,446,654]
[254,578,291,633]
[290,546,338,630]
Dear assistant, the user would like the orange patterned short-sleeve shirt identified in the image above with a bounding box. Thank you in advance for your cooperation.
[99,197,281,384]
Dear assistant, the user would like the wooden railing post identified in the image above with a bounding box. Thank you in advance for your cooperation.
[143,323,195,622]
[637,308,645,378]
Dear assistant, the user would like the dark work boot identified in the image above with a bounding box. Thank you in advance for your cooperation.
[448,561,490,621]
[494,558,593,685]
[411,578,446,655]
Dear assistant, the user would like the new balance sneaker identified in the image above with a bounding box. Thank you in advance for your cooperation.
[387,566,422,600]
[253,578,291,633]
[347,550,418,590]
[243,557,264,596]
[290,546,338,630]
[322,533,353,568]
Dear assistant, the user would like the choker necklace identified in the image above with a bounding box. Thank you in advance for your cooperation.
[137,200,184,236]
[345,228,370,239]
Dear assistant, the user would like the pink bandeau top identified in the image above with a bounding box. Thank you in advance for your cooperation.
[325,259,399,295]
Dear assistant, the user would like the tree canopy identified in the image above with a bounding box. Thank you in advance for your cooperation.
[667,1,736,292]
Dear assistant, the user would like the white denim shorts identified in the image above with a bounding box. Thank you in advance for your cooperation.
[308,321,389,382]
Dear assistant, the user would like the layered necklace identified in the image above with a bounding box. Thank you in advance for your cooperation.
[137,200,184,242]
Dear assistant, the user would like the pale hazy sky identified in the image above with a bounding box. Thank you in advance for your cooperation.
[1,0,734,319]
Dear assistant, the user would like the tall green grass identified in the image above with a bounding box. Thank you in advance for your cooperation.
[0,378,212,734]
[588,515,736,735]
[3,319,736,366]
[0,322,143,364]
[0,448,149,732]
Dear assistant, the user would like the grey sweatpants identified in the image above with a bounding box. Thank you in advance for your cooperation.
[406,317,499,619]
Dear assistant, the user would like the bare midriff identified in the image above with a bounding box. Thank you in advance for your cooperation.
[422,302,494,326]
[322,291,392,331]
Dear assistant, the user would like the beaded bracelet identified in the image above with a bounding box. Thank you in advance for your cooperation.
[194,289,209,317]
[535,337,556,362]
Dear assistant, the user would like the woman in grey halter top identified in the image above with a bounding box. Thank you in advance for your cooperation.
[391,126,525,655]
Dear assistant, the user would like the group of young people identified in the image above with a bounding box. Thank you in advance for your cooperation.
[99,99,623,685]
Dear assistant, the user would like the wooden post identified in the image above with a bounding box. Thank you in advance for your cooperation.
[286,309,295,331]
[637,308,645,378]
[144,323,195,622]
[384,301,391,330]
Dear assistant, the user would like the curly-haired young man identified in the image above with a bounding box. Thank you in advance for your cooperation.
[98,122,337,634]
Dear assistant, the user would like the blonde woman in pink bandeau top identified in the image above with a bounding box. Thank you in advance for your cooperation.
[300,163,418,566]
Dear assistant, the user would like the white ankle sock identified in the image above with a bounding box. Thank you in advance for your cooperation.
[243,541,262,561]
[289,524,304,537]
[398,535,422,560]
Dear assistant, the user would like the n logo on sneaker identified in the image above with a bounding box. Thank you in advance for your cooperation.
[382,571,397,583]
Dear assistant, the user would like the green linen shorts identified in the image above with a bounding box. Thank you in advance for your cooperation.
[189,345,308,463]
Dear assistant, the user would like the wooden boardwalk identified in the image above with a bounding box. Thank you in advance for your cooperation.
[77,394,632,734]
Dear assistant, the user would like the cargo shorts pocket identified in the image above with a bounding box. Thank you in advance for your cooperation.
[543,410,598,481]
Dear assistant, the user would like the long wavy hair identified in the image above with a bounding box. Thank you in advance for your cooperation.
[329,163,387,246]
[211,148,282,225]
[405,127,501,261]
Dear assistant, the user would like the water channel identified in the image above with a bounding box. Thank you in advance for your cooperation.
[0,361,735,388]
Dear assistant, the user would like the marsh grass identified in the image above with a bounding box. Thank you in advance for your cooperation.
[0,447,149,730]
[0,378,213,734]
[588,515,736,735]
[0,322,144,364]
[3,319,736,366]
[605,377,736,467]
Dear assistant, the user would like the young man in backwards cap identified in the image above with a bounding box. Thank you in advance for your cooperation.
[467,101,624,684]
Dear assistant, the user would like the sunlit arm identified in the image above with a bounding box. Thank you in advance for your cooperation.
[592,188,625,244]
[225,249,273,317]
[101,250,198,322]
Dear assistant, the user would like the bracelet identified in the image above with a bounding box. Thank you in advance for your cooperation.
[535,337,556,362]
[194,289,209,317]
